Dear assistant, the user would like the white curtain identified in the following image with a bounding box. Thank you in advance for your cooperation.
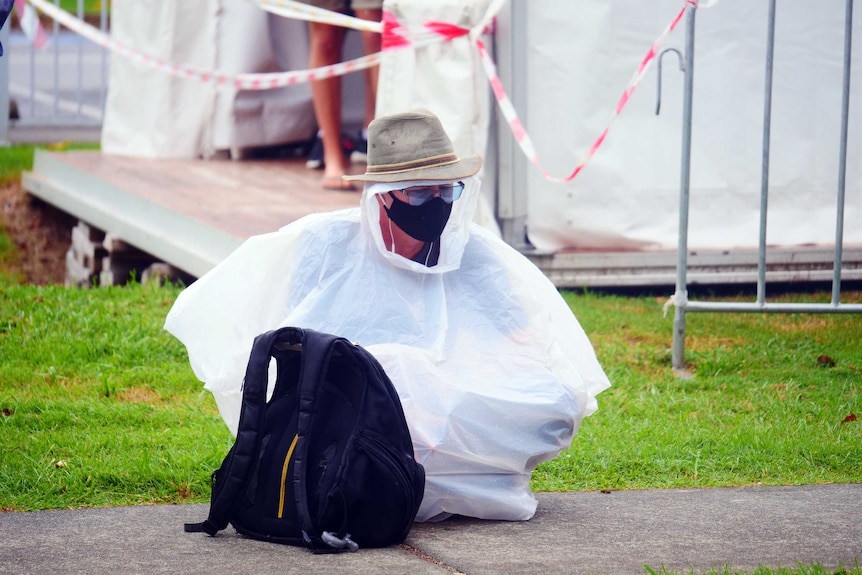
[102,1,217,158]
[520,0,861,251]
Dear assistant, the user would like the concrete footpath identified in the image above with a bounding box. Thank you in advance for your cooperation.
[1,484,860,575]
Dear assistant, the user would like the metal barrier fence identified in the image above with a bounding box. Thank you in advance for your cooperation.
[669,0,861,371]
[0,0,108,144]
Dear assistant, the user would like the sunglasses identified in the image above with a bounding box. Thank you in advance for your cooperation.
[392,181,465,206]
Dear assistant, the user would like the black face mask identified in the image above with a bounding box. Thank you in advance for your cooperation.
[385,194,453,242]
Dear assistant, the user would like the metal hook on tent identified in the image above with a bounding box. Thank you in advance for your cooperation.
[655,47,685,115]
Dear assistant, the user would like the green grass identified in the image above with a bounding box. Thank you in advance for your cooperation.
[0,146,39,187]
[533,290,862,492]
[0,225,23,286]
[20,1,107,18]
[0,145,40,286]
[1,283,859,512]
[0,283,233,510]
[59,0,107,16]
[0,143,99,186]
[0,146,859,575]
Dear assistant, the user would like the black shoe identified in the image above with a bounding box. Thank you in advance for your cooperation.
[349,131,368,164]
[305,136,324,170]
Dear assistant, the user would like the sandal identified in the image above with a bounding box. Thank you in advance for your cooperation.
[321,176,357,192]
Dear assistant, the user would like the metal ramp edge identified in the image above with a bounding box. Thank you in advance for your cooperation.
[20,151,862,289]
[527,247,862,289]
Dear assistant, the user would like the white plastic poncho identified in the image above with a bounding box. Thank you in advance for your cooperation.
[165,176,611,522]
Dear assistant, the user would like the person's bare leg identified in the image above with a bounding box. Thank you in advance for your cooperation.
[355,8,382,129]
[308,21,351,187]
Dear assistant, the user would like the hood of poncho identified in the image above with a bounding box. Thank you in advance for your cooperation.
[359,176,481,274]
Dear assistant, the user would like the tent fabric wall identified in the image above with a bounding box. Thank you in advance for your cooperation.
[209,3,317,156]
[101,1,860,252]
[377,0,499,235]
[101,1,390,159]
[101,1,217,158]
[101,0,322,158]
[520,0,861,252]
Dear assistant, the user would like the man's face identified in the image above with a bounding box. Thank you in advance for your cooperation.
[376,182,463,243]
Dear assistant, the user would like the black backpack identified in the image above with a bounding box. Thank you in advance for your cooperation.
[184,326,425,552]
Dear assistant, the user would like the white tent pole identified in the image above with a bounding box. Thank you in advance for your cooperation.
[494,0,532,251]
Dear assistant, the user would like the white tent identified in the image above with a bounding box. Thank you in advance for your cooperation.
[514,0,860,252]
[101,0,861,253]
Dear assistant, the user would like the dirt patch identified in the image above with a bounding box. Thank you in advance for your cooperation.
[1,180,76,285]
[116,386,163,404]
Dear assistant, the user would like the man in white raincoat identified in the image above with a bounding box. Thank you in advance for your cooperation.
[165,108,610,522]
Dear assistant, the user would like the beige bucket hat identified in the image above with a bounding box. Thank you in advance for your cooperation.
[343,109,482,183]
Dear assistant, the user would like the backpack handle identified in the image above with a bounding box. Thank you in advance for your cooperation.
[195,327,306,535]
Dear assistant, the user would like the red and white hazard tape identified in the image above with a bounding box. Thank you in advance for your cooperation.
[258,0,382,33]
[21,0,473,90]
[476,0,697,184]
[23,0,695,185]
[23,0,382,90]
[13,0,47,49]
[375,0,696,184]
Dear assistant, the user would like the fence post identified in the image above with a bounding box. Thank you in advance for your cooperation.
[833,0,854,305]
[0,16,10,146]
[756,0,777,306]
[495,0,532,251]
[671,3,698,372]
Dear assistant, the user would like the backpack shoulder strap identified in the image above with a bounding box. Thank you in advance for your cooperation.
[185,327,305,536]
[289,328,350,550]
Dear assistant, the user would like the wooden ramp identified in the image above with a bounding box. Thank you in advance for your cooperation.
[22,150,363,281]
[21,149,862,289]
